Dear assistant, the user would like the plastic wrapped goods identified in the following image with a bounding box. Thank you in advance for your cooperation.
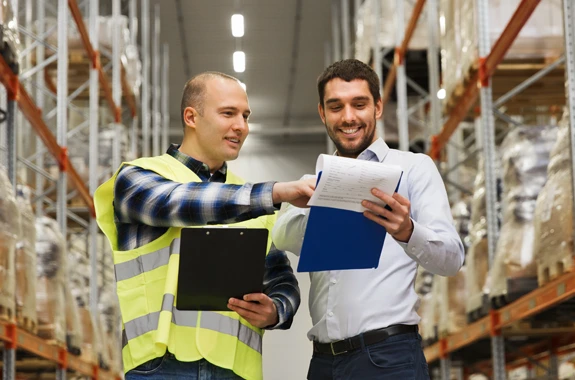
[452,199,471,251]
[0,168,19,322]
[534,110,573,284]
[439,0,563,104]
[79,306,97,364]
[438,266,467,336]
[64,283,83,352]
[465,156,501,314]
[490,125,557,299]
[35,216,66,343]
[15,186,37,332]
[0,0,21,73]
[415,264,433,296]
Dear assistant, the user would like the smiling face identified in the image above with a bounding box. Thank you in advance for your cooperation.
[319,78,383,158]
[182,76,251,171]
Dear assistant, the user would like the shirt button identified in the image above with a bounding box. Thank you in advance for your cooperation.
[328,311,334,317]
[411,248,416,253]
[330,279,337,285]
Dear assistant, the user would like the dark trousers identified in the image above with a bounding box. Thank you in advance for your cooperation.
[307,332,430,380]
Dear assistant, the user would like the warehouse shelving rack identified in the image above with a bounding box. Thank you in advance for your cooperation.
[332,0,575,378]
[375,0,575,379]
[0,0,168,379]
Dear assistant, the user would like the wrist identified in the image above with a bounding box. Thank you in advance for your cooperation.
[272,183,283,204]
[395,219,414,243]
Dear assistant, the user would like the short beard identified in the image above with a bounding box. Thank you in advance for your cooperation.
[325,117,376,158]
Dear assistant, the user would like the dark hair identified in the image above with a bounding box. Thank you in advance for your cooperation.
[180,71,240,128]
[317,59,381,107]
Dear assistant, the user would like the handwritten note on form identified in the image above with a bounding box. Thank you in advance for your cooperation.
[308,154,403,213]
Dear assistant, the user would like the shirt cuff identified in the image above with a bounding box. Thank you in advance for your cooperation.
[401,219,431,266]
[264,297,288,330]
[253,181,280,213]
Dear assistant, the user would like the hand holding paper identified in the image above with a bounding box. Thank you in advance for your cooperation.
[362,190,414,243]
[308,154,402,212]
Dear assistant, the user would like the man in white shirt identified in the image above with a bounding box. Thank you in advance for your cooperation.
[272,59,464,379]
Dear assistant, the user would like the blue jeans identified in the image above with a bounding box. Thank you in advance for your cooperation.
[307,332,430,380]
[125,353,243,380]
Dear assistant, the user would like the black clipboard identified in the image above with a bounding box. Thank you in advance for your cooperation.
[176,227,269,311]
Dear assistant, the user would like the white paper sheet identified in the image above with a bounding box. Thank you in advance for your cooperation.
[308,154,403,213]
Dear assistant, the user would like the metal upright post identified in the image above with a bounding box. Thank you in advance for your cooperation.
[354,0,361,46]
[341,0,350,59]
[2,333,15,380]
[35,0,46,218]
[372,0,384,139]
[395,0,409,151]
[56,0,68,374]
[331,0,342,62]
[564,0,575,270]
[112,0,121,171]
[130,0,139,157]
[89,0,100,323]
[162,43,170,149]
[477,0,505,377]
[152,4,161,156]
[440,356,451,380]
[142,0,150,157]
[427,0,442,136]
[324,41,336,154]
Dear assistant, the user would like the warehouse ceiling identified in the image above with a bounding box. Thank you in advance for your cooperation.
[146,0,333,141]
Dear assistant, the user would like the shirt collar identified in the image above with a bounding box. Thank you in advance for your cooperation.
[166,144,227,181]
[353,138,390,162]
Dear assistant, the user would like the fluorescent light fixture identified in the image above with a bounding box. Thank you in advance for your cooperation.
[239,81,246,91]
[437,88,446,99]
[231,14,244,37]
[233,51,245,73]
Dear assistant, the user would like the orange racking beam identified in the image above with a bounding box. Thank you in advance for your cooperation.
[381,0,426,107]
[0,54,95,214]
[428,0,542,159]
[68,0,131,122]
[497,270,575,330]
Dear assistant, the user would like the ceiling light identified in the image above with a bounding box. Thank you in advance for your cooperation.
[437,88,446,99]
[231,14,244,37]
[233,51,245,73]
[239,82,246,91]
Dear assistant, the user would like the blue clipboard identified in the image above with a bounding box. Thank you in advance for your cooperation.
[297,172,402,272]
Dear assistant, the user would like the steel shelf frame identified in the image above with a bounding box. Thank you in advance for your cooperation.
[366,0,575,378]
[0,0,152,378]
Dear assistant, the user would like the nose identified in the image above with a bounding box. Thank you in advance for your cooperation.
[342,105,356,124]
[232,115,248,134]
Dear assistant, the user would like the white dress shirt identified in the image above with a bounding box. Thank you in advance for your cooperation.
[272,138,464,343]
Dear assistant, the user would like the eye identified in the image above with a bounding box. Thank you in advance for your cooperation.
[355,103,366,109]
[222,111,233,117]
[329,106,342,111]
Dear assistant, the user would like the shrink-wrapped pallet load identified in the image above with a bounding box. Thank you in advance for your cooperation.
[64,282,83,354]
[439,0,563,106]
[438,266,467,336]
[15,185,37,333]
[452,199,472,251]
[490,125,556,304]
[534,110,574,284]
[35,216,66,344]
[99,285,121,373]
[0,168,19,322]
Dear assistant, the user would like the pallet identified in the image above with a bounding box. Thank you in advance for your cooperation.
[490,277,539,310]
[467,294,490,324]
[16,314,38,335]
[0,303,15,323]
[538,256,575,286]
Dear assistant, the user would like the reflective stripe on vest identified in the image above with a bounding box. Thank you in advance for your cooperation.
[115,238,181,282]
[118,238,263,354]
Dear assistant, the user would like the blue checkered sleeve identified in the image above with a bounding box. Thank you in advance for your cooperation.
[263,243,300,330]
[114,165,277,227]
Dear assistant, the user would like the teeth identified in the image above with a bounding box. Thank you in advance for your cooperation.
[342,128,359,134]
[227,138,240,143]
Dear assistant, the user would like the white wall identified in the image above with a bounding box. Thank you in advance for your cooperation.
[228,136,326,380]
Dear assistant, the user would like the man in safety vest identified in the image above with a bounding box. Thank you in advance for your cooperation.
[95,71,316,380]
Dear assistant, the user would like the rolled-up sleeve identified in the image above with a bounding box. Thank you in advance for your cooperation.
[400,155,464,276]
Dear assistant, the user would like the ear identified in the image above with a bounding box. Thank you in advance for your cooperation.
[375,98,383,120]
[183,106,199,130]
[318,103,326,124]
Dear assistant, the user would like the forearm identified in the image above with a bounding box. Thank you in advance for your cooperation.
[402,219,464,276]
[271,205,310,256]
[114,166,277,227]
[262,245,300,330]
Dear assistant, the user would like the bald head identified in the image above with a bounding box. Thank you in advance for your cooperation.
[180,71,241,129]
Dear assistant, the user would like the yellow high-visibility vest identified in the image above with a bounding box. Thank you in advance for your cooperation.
[95,154,276,380]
